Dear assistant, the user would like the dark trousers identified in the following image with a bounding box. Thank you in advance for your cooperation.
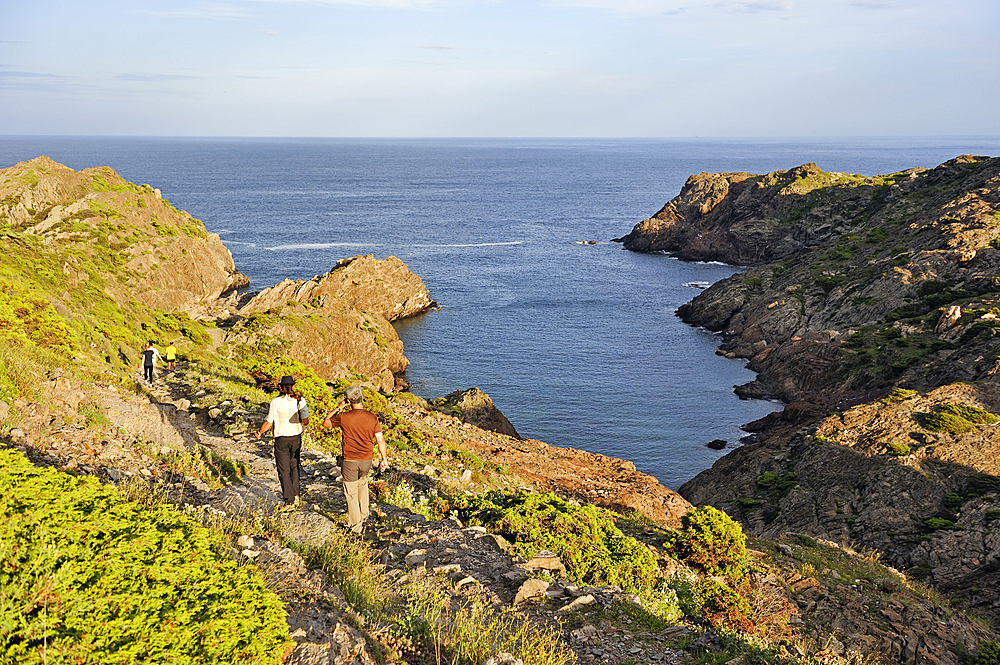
[274,434,302,504]
[143,365,154,382]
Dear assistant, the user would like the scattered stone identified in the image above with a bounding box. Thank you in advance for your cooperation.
[513,578,549,604]
[237,534,255,548]
[404,549,428,566]
[459,468,473,482]
[483,653,524,665]
[521,550,566,577]
[706,439,727,450]
[559,594,596,612]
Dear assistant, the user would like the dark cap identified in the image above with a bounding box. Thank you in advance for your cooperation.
[279,375,295,386]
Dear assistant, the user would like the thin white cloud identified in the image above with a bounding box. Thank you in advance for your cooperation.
[422,45,460,50]
[849,0,902,8]
[247,0,441,8]
[721,1,794,12]
[145,3,252,19]
[119,74,201,82]
[257,29,279,35]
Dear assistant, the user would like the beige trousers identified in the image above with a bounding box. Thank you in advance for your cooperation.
[341,459,372,534]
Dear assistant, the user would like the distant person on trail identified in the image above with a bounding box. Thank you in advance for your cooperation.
[164,342,177,371]
[323,385,389,534]
[140,341,162,384]
[254,375,309,509]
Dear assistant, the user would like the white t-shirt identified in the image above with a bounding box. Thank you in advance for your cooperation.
[266,395,308,437]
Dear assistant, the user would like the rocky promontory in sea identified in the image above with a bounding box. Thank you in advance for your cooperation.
[3,155,1000,665]
[623,155,1000,626]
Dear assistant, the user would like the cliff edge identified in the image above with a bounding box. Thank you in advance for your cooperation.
[624,155,1000,624]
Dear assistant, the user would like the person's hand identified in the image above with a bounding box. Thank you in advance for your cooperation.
[254,431,262,440]
[379,458,389,473]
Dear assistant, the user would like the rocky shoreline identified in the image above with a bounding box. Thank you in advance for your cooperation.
[620,155,1000,624]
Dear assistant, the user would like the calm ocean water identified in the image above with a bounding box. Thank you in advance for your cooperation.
[2,137,999,488]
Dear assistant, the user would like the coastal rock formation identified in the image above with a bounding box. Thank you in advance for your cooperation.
[435,387,521,439]
[636,155,1000,621]
[237,254,434,322]
[223,254,433,391]
[224,305,408,392]
[0,157,248,316]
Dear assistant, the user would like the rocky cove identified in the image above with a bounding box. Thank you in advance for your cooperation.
[3,155,1000,665]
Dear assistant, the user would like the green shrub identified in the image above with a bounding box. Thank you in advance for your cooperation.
[968,473,1000,497]
[976,640,1000,665]
[457,491,659,594]
[915,411,974,435]
[985,509,1000,521]
[939,403,999,425]
[756,471,798,498]
[0,449,290,664]
[943,492,964,513]
[924,517,956,530]
[695,578,752,632]
[671,505,749,580]
[886,441,911,456]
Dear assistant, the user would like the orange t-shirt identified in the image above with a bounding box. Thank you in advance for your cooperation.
[329,409,382,461]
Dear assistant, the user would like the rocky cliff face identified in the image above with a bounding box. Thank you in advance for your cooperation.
[627,155,1000,622]
[236,254,434,322]
[0,157,248,316]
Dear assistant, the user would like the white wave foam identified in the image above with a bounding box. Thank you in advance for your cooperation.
[264,242,378,251]
[411,241,522,248]
[683,281,713,289]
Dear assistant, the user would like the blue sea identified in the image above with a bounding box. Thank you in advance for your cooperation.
[2,136,999,488]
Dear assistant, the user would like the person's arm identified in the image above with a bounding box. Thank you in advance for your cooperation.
[375,432,389,472]
[255,401,275,439]
[298,398,309,427]
[322,401,349,428]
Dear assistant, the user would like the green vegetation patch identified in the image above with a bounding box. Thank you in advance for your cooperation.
[939,403,999,425]
[886,441,911,456]
[915,411,973,435]
[0,449,290,664]
[458,491,659,594]
[756,471,798,499]
[915,403,998,435]
[669,505,749,580]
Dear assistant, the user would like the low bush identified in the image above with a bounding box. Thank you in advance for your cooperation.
[0,449,290,664]
[886,442,911,456]
[696,578,752,632]
[756,471,798,499]
[670,505,749,580]
[939,403,999,425]
[976,640,1000,665]
[457,491,659,595]
[915,411,974,435]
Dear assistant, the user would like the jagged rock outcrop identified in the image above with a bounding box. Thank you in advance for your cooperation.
[436,387,521,439]
[237,254,433,321]
[0,157,248,316]
[224,304,409,392]
[223,254,434,392]
[654,155,1000,622]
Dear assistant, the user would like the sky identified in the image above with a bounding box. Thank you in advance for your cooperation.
[1,0,998,137]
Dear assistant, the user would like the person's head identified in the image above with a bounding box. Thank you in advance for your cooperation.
[278,375,296,396]
[346,385,363,404]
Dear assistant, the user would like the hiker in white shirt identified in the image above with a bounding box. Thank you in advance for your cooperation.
[254,375,309,508]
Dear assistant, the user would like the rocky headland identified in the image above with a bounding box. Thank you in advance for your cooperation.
[622,155,1000,626]
[3,155,1000,665]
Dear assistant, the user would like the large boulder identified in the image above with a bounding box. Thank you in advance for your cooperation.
[237,254,434,322]
[436,387,521,439]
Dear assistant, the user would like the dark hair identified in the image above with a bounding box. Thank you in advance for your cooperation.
[278,383,302,400]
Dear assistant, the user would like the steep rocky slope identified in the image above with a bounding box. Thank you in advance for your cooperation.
[622,155,1000,624]
[1,156,248,315]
